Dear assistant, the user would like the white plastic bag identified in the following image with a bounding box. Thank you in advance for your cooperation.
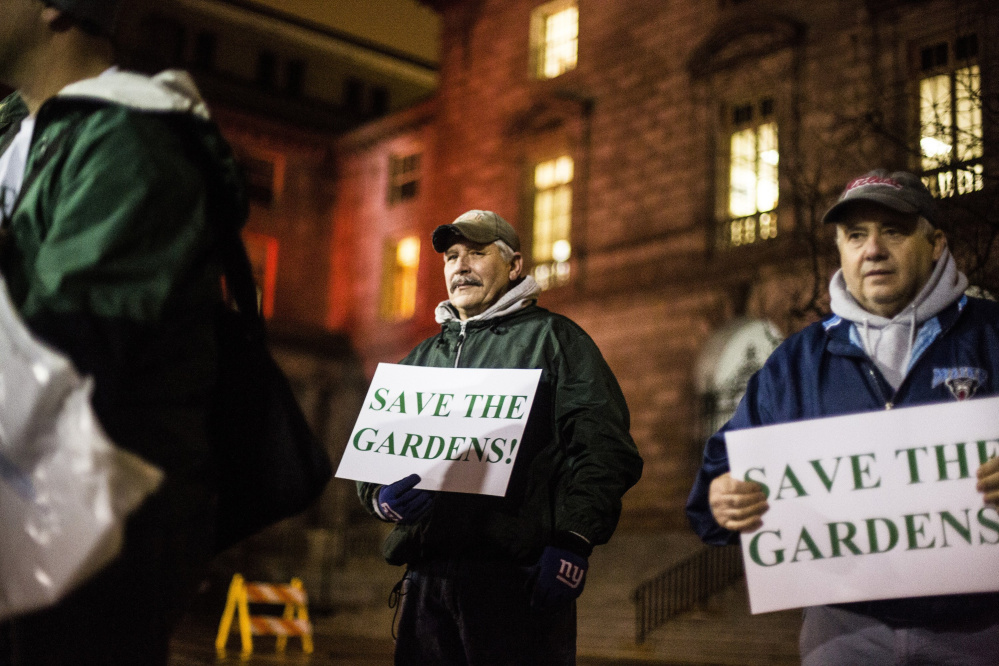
[0,278,163,622]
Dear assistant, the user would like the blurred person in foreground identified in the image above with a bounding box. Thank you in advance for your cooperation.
[0,0,245,663]
[687,170,999,665]
[358,210,643,665]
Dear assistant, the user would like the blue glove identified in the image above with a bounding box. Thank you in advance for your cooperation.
[376,474,433,524]
[529,535,590,609]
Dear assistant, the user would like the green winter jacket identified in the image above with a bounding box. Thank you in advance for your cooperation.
[0,70,245,482]
[358,302,643,566]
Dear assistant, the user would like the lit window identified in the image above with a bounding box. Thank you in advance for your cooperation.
[531,0,578,80]
[919,34,982,198]
[532,156,573,290]
[723,98,778,248]
[388,153,421,205]
[380,236,420,321]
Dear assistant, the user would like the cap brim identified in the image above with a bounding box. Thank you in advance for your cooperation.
[821,194,919,224]
[432,225,465,252]
[432,222,506,252]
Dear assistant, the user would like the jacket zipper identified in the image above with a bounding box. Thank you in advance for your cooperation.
[453,321,468,368]
[865,365,894,410]
[870,306,967,411]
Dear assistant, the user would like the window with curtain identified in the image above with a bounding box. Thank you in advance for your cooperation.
[380,236,421,321]
[722,97,779,248]
[532,156,573,290]
[531,0,578,80]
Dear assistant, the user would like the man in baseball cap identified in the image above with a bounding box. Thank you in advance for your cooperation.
[358,210,642,664]
[688,168,999,664]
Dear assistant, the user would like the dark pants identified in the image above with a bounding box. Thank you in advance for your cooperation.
[0,481,215,666]
[395,558,577,666]
[800,605,999,665]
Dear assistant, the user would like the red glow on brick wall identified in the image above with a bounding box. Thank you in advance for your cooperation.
[243,231,279,319]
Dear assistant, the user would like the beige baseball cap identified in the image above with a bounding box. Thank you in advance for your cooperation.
[431,210,521,252]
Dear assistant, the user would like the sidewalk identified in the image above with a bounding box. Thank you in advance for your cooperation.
[172,530,800,665]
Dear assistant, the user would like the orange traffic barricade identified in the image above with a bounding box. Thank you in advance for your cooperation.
[215,574,314,658]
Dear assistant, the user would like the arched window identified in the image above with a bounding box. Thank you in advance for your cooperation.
[694,318,782,437]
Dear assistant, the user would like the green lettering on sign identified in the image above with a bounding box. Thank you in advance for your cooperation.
[748,530,784,567]
[775,465,808,500]
[399,433,422,457]
[894,447,928,484]
[790,527,824,563]
[865,518,899,554]
[423,436,446,459]
[827,521,862,557]
[939,509,972,547]
[935,442,970,480]
[368,388,389,411]
[373,432,397,455]
[808,457,842,492]
[903,513,936,550]
[444,436,465,461]
[386,392,407,414]
[849,453,881,490]
[978,507,999,545]
[745,467,770,499]
[352,427,378,451]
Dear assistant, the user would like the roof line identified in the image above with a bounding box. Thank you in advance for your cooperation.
[216,0,439,72]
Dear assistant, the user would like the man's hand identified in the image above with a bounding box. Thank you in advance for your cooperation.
[709,472,769,533]
[977,457,999,506]
[529,546,588,609]
[376,474,434,524]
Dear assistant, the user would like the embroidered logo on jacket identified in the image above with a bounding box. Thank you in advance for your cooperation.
[932,367,988,401]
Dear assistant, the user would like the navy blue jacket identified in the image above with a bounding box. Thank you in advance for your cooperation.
[687,295,999,623]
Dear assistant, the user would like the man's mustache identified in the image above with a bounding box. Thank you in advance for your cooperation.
[451,276,483,290]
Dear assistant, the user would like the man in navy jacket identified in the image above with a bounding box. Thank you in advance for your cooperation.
[687,170,999,664]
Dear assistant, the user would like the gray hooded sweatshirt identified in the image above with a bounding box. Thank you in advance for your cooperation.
[435,275,543,325]
[829,247,968,390]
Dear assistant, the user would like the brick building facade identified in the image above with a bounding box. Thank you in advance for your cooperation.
[327,0,998,530]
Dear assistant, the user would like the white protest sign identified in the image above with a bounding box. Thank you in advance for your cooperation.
[336,363,542,496]
[726,395,999,614]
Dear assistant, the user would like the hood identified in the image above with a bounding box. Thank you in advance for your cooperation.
[435,275,542,325]
[57,69,211,120]
[829,246,968,389]
[57,69,245,235]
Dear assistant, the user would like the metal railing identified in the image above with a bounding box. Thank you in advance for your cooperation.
[632,544,744,643]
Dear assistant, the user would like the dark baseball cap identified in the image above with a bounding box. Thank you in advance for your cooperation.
[46,0,122,35]
[432,210,521,253]
[822,169,940,227]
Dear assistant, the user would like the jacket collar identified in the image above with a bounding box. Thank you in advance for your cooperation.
[441,302,540,332]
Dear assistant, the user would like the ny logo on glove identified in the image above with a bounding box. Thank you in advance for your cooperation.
[530,545,589,609]
[556,558,585,589]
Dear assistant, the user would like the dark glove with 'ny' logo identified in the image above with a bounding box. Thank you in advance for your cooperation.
[376,474,434,524]
[529,531,592,609]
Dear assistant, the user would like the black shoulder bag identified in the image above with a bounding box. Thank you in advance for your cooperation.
[211,229,333,551]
